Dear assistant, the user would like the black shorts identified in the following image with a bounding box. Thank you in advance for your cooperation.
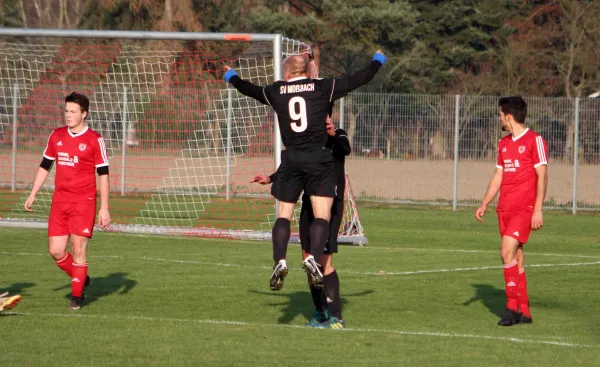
[299,194,344,254]
[271,149,337,203]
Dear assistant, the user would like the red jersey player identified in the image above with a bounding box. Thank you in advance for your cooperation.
[24,92,111,310]
[475,96,548,326]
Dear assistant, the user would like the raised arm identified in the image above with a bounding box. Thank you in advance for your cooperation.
[329,51,386,102]
[224,67,271,105]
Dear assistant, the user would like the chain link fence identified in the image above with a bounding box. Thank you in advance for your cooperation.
[339,93,600,212]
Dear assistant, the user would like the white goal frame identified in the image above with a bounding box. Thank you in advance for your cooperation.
[0,27,368,245]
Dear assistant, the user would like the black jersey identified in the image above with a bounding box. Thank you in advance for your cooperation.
[229,60,382,151]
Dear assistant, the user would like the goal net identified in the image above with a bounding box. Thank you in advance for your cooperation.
[0,31,366,244]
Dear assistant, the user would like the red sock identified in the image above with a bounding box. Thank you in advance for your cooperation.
[71,262,88,298]
[518,268,530,317]
[503,260,519,312]
[55,253,73,277]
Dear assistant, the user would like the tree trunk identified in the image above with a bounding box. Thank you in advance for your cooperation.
[164,0,173,30]
[19,0,28,28]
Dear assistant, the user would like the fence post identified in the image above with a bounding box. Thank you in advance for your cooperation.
[452,95,460,211]
[572,97,580,215]
[226,88,233,201]
[121,86,127,196]
[339,97,345,129]
[11,83,19,193]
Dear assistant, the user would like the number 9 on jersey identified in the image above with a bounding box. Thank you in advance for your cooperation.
[289,96,307,133]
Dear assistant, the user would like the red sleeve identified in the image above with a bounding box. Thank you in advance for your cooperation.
[43,131,56,160]
[95,137,109,168]
[532,135,548,167]
[496,140,503,169]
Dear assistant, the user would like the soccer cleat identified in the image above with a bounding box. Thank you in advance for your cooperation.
[498,308,521,326]
[69,296,83,310]
[302,256,324,288]
[316,316,345,329]
[269,260,288,291]
[518,313,533,324]
[0,294,22,312]
[305,310,330,327]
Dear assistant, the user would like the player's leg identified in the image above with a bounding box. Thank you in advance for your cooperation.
[302,249,330,327]
[516,245,531,323]
[301,161,335,288]
[498,234,521,326]
[268,200,295,291]
[298,193,313,252]
[299,197,331,326]
[67,202,95,309]
[48,202,74,277]
[514,210,533,323]
[269,158,304,291]
[497,211,526,326]
[322,198,344,328]
[69,235,91,309]
[301,194,332,288]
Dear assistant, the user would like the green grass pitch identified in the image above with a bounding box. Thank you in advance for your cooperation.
[1,205,599,366]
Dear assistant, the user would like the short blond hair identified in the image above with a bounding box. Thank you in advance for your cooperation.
[283,55,308,78]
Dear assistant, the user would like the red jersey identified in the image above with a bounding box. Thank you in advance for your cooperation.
[43,126,109,203]
[496,129,548,212]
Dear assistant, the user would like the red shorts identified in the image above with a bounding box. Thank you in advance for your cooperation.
[497,210,533,244]
[48,201,96,238]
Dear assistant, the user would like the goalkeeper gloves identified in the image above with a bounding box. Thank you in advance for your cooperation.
[224,69,238,83]
[372,52,386,66]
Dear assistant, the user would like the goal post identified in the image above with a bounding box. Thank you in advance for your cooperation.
[0,28,367,245]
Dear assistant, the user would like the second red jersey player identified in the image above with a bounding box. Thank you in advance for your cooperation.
[476,96,548,327]
[25,92,111,311]
[495,127,548,243]
[43,125,109,236]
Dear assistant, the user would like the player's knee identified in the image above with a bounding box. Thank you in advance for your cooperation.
[323,262,335,276]
[48,248,66,261]
[500,248,515,264]
[320,254,335,275]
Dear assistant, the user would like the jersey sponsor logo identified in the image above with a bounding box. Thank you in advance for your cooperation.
[279,83,315,94]
[506,281,516,287]
[518,145,526,154]
[83,228,90,234]
[503,159,518,172]
[57,152,79,167]
[501,147,506,152]
[57,141,63,146]
[79,143,87,152]
[513,231,520,237]
[72,277,81,283]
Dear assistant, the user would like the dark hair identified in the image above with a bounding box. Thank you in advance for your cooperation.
[65,92,89,114]
[499,96,527,124]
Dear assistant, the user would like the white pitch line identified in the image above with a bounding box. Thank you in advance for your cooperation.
[360,246,600,259]
[3,251,600,277]
[4,311,595,349]
[347,261,600,276]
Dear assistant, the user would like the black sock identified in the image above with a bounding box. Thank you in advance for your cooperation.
[324,270,341,319]
[309,218,329,263]
[272,218,290,264]
[308,274,327,313]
